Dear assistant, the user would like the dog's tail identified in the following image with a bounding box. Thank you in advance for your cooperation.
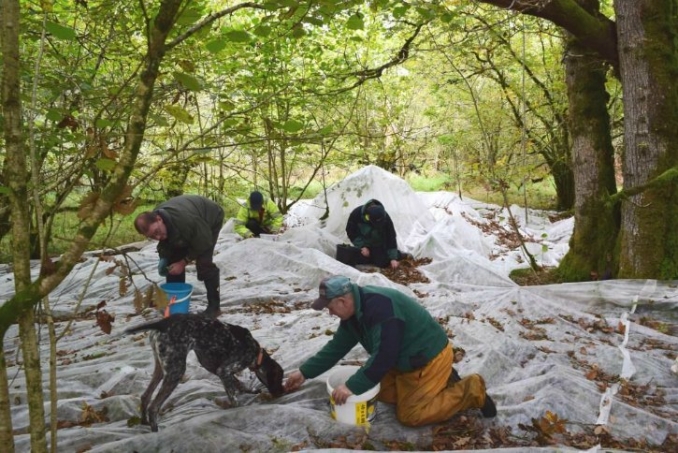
[124,317,173,335]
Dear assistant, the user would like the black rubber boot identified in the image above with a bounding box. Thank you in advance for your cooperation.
[449,367,462,384]
[480,393,497,418]
[203,277,221,318]
[203,301,220,319]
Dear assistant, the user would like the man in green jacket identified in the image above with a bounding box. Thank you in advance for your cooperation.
[284,275,496,426]
[234,190,284,239]
[134,195,224,318]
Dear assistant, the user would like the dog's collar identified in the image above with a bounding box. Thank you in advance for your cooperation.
[249,348,264,371]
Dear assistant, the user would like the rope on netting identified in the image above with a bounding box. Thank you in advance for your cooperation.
[595,280,654,425]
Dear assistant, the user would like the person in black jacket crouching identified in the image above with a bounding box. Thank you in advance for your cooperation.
[341,199,410,269]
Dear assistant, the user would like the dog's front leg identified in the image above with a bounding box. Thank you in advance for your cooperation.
[235,376,261,395]
[217,374,245,406]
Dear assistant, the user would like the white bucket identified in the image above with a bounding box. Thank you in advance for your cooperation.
[326,365,379,426]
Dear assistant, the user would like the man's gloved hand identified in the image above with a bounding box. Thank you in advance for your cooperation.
[158,258,169,276]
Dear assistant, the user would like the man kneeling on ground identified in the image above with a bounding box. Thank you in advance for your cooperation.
[284,276,496,426]
[343,199,409,269]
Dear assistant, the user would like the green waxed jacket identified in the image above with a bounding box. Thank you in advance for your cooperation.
[299,283,450,395]
[155,195,224,261]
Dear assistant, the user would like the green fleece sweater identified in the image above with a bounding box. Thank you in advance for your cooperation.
[300,284,449,395]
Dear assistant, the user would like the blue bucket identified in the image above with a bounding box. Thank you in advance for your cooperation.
[159,283,193,316]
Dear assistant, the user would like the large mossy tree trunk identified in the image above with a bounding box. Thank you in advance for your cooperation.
[616,0,678,278]
[558,31,619,281]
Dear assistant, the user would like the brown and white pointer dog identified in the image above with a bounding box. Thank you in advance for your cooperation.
[125,313,285,432]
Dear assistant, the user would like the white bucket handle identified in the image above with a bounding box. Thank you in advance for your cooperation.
[168,292,192,305]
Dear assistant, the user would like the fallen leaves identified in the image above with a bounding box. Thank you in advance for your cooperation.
[366,257,432,287]
[95,301,115,334]
[80,402,109,426]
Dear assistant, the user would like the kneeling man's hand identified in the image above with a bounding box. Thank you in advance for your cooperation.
[331,384,353,405]
[284,370,306,392]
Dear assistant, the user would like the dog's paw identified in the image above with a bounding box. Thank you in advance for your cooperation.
[258,392,277,402]
[214,396,236,409]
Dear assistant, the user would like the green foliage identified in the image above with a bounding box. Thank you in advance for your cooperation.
[407,173,453,192]
[288,180,324,200]
[2,0,573,263]
[464,178,558,210]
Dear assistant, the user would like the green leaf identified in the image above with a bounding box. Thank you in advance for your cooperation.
[225,30,252,43]
[95,119,113,128]
[205,39,227,53]
[415,7,436,21]
[218,100,236,111]
[318,125,334,135]
[261,2,282,11]
[172,72,202,91]
[164,105,194,124]
[253,25,272,37]
[45,21,76,40]
[282,119,304,133]
[95,158,116,172]
[392,5,409,19]
[149,113,169,127]
[0,186,10,195]
[176,4,204,26]
[346,14,364,30]
[291,26,306,38]
[440,13,455,23]
[46,109,62,122]
[304,17,324,26]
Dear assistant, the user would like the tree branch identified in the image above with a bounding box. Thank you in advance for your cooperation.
[166,2,268,51]
[476,0,619,72]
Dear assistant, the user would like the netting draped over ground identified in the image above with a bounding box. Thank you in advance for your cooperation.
[2,166,676,452]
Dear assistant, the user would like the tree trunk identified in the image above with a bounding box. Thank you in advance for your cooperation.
[0,347,12,453]
[19,312,47,452]
[550,156,575,211]
[1,0,39,450]
[616,0,678,278]
[558,30,619,281]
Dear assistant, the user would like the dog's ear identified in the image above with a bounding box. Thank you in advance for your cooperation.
[256,350,285,397]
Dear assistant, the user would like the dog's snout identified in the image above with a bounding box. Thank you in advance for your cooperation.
[259,361,285,398]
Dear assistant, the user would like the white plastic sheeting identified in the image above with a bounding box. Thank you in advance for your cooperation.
[2,166,677,453]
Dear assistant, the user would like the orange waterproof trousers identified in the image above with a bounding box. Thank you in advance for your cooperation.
[377,344,487,426]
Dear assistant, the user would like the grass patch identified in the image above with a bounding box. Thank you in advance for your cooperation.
[407,170,558,210]
[509,266,563,286]
[407,173,453,192]
[287,179,325,200]
[462,178,558,211]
